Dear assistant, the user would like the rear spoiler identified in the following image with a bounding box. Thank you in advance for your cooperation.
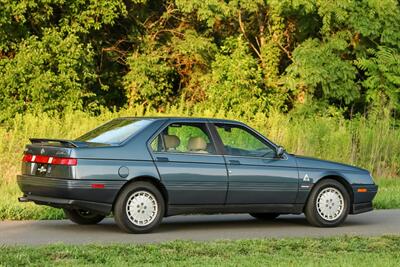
[29,138,110,148]
[29,138,79,148]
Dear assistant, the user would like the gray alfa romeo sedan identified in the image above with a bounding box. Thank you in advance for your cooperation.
[17,117,378,233]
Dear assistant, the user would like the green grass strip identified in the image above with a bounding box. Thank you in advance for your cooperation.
[0,236,399,266]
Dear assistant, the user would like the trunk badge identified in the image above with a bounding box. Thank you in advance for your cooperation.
[37,166,47,173]
[40,148,45,155]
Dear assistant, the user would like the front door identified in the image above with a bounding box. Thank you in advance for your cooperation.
[150,121,228,205]
[213,123,299,204]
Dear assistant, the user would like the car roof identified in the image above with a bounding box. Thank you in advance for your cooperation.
[117,116,243,124]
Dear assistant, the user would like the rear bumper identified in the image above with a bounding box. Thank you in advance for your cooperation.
[18,195,112,215]
[17,175,125,214]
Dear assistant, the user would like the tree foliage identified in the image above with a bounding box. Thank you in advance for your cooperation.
[0,29,97,121]
[0,0,399,121]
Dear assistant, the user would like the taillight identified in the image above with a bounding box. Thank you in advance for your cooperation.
[51,157,77,165]
[22,154,77,166]
[22,154,33,162]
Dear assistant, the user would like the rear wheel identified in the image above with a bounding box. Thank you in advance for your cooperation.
[305,179,350,227]
[250,213,280,220]
[63,209,105,225]
[114,181,165,234]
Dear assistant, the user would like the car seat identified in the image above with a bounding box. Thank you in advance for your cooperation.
[187,136,208,154]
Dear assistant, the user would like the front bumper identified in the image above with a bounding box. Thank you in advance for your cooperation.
[350,184,378,214]
[351,202,373,214]
[17,175,125,214]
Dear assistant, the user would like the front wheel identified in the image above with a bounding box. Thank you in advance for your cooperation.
[304,179,350,227]
[63,209,105,225]
[113,182,165,234]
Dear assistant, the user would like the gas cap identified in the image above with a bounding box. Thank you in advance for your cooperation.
[118,166,129,178]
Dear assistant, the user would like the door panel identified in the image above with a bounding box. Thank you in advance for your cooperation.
[224,155,299,204]
[151,122,228,205]
[213,123,299,204]
[154,153,228,205]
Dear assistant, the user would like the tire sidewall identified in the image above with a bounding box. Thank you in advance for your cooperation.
[307,180,350,227]
[63,208,105,225]
[114,182,165,233]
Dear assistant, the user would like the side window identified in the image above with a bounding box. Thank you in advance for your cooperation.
[215,124,275,158]
[151,123,216,154]
[150,134,161,151]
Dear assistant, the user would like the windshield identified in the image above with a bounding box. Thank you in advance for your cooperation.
[76,118,153,144]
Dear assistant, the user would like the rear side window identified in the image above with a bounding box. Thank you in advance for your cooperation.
[77,119,153,144]
[151,123,216,154]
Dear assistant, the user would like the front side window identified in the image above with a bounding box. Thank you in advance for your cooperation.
[215,123,275,158]
[151,123,216,154]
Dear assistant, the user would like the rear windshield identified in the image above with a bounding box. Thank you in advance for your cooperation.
[76,119,153,144]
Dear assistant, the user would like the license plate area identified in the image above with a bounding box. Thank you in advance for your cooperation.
[36,164,49,176]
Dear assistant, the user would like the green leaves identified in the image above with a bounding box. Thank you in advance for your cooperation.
[124,46,177,108]
[356,46,400,109]
[0,0,399,120]
[58,0,128,33]
[287,35,359,105]
[0,29,97,121]
[202,37,266,114]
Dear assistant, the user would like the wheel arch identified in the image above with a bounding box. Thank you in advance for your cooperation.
[305,175,354,210]
[112,176,169,215]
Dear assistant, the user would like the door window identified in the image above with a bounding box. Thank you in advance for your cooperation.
[215,123,275,158]
[151,123,216,154]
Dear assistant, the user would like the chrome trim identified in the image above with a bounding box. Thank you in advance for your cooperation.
[152,151,222,157]
[146,119,288,161]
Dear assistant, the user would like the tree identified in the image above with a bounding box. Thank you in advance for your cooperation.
[0,0,399,120]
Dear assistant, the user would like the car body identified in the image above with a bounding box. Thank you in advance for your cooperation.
[17,117,378,233]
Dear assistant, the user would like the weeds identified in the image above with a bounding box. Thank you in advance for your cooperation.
[1,106,399,219]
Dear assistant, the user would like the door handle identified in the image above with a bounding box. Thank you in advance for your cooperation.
[156,157,169,162]
[229,160,240,165]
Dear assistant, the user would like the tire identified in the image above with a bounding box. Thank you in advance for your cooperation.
[63,209,105,225]
[113,181,165,234]
[304,179,350,227]
[250,213,280,220]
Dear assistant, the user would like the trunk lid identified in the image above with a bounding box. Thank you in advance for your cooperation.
[26,139,76,157]
[22,139,94,179]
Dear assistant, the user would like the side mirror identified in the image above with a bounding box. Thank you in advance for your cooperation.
[276,146,285,158]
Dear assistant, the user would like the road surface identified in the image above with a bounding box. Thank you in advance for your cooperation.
[1,209,399,245]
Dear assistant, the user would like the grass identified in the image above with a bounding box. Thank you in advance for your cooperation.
[0,236,399,266]
[373,179,400,209]
[0,105,399,220]
[0,182,64,220]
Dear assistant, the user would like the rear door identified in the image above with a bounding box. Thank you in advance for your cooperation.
[150,121,228,205]
[213,123,299,204]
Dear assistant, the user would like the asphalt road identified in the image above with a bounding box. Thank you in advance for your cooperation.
[1,209,399,245]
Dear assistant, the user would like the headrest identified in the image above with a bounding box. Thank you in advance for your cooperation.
[187,136,207,151]
[164,135,180,149]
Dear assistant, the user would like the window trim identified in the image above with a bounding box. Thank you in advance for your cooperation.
[147,121,222,156]
[211,122,286,160]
